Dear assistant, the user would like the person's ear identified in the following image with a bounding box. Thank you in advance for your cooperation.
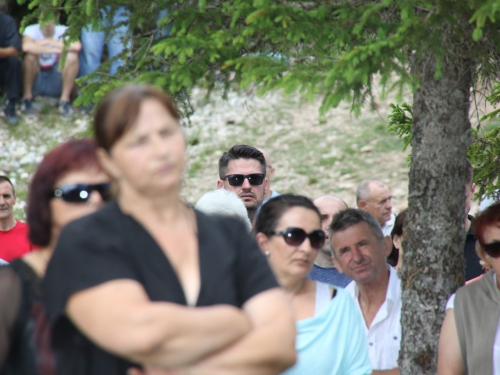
[471,183,476,195]
[393,234,401,250]
[263,178,268,195]
[217,180,224,189]
[96,148,120,180]
[358,199,367,210]
[383,235,393,257]
[255,232,269,254]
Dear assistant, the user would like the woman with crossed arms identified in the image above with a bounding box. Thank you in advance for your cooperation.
[44,84,296,375]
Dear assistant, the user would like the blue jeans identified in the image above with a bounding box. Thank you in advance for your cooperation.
[79,6,130,77]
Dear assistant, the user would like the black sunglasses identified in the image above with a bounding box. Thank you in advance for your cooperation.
[222,173,265,187]
[52,183,112,203]
[267,227,325,249]
[483,240,500,258]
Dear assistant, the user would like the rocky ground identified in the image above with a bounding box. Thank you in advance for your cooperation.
[1,86,417,219]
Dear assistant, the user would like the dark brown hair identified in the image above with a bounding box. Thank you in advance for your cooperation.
[388,209,407,266]
[93,84,180,152]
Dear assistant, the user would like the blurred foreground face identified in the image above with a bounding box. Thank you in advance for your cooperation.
[105,98,186,197]
[50,168,110,231]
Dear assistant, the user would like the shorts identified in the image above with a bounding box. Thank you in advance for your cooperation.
[32,61,62,98]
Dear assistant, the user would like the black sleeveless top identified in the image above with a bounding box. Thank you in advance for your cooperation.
[0,259,55,375]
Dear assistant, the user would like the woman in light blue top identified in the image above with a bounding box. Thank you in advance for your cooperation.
[255,194,372,375]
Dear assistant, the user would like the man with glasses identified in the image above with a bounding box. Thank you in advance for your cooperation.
[356,179,395,237]
[217,145,268,222]
[0,176,33,261]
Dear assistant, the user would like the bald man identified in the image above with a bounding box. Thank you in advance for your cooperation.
[307,195,352,287]
[356,179,395,236]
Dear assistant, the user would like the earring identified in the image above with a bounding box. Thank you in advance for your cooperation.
[265,251,270,257]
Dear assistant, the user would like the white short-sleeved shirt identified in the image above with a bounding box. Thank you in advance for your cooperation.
[446,273,500,375]
[23,24,68,68]
[346,265,402,371]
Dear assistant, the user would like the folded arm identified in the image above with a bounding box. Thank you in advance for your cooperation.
[181,288,297,375]
[66,279,251,367]
[22,36,81,54]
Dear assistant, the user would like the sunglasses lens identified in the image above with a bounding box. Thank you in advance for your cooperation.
[55,183,112,203]
[484,242,500,258]
[226,175,242,186]
[248,174,265,186]
[226,174,265,187]
[309,230,326,249]
[58,185,89,203]
[283,228,307,246]
[94,183,112,201]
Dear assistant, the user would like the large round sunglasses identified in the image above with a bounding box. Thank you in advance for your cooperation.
[221,173,265,187]
[267,227,326,249]
[51,183,112,203]
[483,241,500,258]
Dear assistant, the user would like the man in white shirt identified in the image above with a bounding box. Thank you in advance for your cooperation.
[329,208,401,375]
[22,17,81,119]
[356,179,395,236]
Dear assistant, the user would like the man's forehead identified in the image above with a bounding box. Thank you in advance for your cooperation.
[368,183,390,200]
[226,158,262,174]
[0,181,14,195]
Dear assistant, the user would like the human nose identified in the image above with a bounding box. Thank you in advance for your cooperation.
[241,177,252,189]
[87,190,104,206]
[351,247,364,263]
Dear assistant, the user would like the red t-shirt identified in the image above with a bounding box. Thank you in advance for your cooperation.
[0,221,33,262]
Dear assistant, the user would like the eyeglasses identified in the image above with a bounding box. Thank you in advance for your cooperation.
[221,173,265,187]
[483,241,500,258]
[267,227,325,249]
[52,183,112,203]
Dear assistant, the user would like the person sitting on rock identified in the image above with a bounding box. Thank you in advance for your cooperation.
[22,16,80,119]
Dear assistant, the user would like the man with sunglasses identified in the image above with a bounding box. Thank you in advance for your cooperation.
[330,209,401,375]
[217,145,268,222]
[0,176,33,262]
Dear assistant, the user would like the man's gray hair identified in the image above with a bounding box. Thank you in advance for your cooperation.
[356,179,385,206]
[329,208,384,257]
[195,189,252,232]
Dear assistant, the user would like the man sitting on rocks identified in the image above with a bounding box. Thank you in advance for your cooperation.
[0,8,21,125]
[22,16,80,119]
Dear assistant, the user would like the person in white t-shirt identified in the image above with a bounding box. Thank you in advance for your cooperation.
[22,17,81,119]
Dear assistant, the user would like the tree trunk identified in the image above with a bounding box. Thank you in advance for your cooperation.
[400,31,473,373]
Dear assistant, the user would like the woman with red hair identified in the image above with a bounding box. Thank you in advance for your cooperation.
[438,202,500,374]
[0,138,110,374]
